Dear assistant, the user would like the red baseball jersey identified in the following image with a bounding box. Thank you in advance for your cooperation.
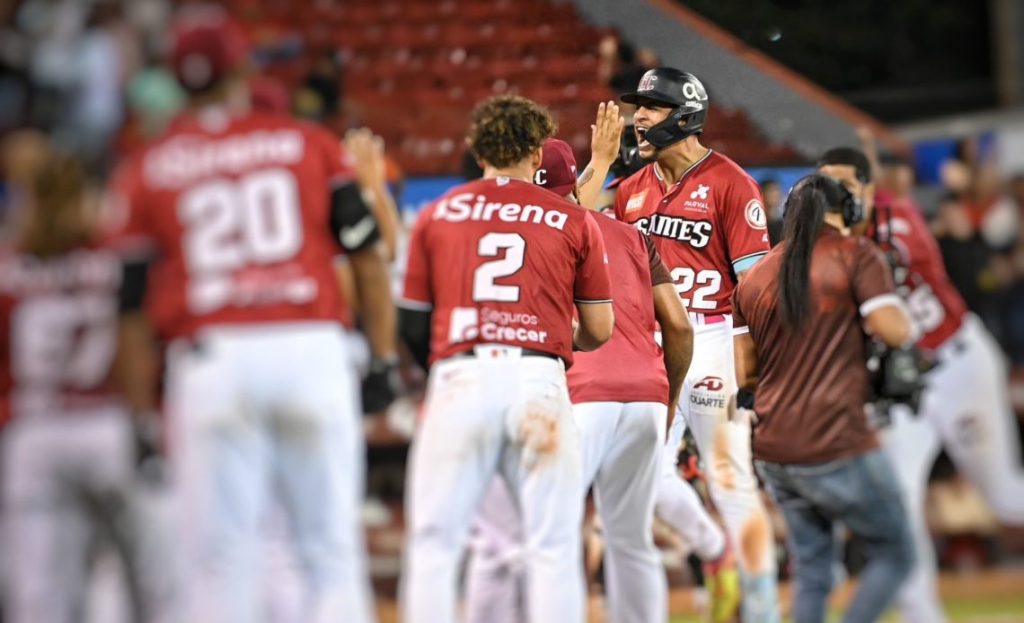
[613,151,770,314]
[870,189,967,350]
[567,216,671,405]
[0,245,123,424]
[401,177,612,365]
[108,109,354,339]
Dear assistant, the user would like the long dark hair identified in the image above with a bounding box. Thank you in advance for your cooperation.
[778,175,845,327]
[18,153,91,258]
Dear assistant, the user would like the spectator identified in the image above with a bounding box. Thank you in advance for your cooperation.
[933,192,995,315]
[65,1,137,174]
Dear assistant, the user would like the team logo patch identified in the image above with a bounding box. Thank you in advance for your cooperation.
[638,73,658,91]
[625,190,648,213]
[745,199,767,230]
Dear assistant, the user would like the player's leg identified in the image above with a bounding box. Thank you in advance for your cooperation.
[75,405,177,623]
[462,399,625,623]
[592,401,666,623]
[462,477,525,623]
[167,337,272,623]
[685,321,779,622]
[882,407,947,623]
[655,418,727,561]
[502,357,584,623]
[273,327,374,623]
[933,316,1024,523]
[2,418,88,622]
[401,357,506,623]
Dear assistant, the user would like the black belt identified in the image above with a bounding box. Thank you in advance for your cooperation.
[451,346,559,360]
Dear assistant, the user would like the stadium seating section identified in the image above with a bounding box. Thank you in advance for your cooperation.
[227,0,803,175]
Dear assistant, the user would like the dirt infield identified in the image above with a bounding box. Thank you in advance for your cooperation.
[375,568,1024,622]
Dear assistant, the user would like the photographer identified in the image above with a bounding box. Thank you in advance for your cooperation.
[731,174,915,623]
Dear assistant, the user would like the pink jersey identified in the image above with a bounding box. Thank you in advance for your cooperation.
[613,151,770,314]
[871,189,967,350]
[401,177,612,365]
[108,109,355,339]
[567,216,671,405]
[0,245,123,423]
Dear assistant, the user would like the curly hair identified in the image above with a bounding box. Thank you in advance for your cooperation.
[468,95,557,169]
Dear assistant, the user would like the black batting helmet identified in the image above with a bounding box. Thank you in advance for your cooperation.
[620,67,709,149]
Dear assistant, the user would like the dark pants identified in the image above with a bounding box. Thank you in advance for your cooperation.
[756,449,914,623]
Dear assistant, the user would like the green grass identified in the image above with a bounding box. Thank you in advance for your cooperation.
[669,596,1024,623]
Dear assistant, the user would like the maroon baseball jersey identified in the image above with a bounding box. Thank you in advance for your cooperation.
[0,245,122,423]
[613,151,769,314]
[108,108,355,339]
[401,177,612,365]
[871,189,967,351]
[567,216,671,405]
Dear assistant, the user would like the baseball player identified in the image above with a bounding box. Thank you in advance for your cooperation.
[462,137,693,623]
[0,153,170,622]
[108,8,397,622]
[614,67,780,621]
[398,96,613,623]
[819,145,1024,623]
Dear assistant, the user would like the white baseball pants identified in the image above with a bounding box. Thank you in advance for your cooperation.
[166,322,372,623]
[464,400,667,623]
[660,314,779,622]
[885,314,1024,622]
[2,406,173,623]
[401,349,584,623]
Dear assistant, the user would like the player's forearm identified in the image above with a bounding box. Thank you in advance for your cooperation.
[733,333,759,389]
[350,244,398,359]
[577,158,613,211]
[661,324,693,409]
[114,312,158,414]
[365,184,400,262]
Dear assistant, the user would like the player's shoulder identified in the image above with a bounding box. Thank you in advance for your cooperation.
[704,150,757,187]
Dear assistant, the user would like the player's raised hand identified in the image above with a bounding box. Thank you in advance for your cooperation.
[345,127,387,191]
[590,100,625,165]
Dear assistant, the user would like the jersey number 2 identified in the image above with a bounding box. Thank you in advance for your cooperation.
[473,233,525,302]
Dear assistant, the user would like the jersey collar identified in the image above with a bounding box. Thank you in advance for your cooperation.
[653,148,714,190]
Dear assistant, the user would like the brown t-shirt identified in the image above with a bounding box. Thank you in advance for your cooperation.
[732,226,899,465]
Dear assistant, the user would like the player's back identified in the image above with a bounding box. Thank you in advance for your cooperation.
[402,176,610,365]
[112,110,352,339]
[0,243,122,422]
[567,216,668,405]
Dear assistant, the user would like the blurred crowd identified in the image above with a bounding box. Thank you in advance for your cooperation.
[931,140,1024,365]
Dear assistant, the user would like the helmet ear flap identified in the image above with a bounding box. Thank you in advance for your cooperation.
[644,106,705,149]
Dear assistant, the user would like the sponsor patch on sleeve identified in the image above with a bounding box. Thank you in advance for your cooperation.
[625,190,648,213]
